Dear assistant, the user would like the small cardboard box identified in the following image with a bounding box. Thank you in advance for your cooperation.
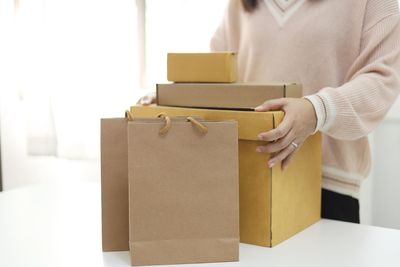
[167,52,237,83]
[157,83,302,110]
[130,105,322,247]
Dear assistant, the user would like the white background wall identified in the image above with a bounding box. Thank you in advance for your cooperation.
[371,110,400,229]
[0,0,228,188]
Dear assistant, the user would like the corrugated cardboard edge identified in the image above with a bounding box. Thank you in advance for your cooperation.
[226,52,237,83]
[268,113,278,247]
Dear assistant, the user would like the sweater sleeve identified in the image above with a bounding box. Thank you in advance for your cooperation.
[210,0,241,52]
[305,1,400,140]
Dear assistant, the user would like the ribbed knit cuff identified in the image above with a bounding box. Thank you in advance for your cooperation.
[304,89,338,134]
[319,89,338,133]
[303,95,326,134]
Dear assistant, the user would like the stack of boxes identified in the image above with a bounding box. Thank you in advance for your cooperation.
[102,52,322,266]
[132,52,322,247]
[157,52,302,110]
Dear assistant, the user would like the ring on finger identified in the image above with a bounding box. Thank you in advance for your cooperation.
[291,142,298,149]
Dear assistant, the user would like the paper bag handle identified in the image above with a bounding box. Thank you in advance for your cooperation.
[157,113,208,135]
[125,111,208,135]
[157,113,172,135]
[125,110,134,121]
[187,117,208,134]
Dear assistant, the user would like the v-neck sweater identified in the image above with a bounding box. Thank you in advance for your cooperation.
[270,0,301,12]
[211,0,400,198]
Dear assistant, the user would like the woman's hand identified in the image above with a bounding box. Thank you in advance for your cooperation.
[255,98,317,170]
[136,92,156,105]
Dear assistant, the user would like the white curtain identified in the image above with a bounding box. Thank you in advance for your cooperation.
[16,0,139,159]
[15,0,229,159]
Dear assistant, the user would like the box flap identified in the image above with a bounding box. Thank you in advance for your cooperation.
[130,105,283,141]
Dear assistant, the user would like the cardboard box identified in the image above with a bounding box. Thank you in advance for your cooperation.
[167,52,237,83]
[130,105,322,247]
[157,83,302,110]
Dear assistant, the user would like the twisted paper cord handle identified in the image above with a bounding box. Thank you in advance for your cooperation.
[157,113,172,135]
[187,117,208,134]
[125,110,134,121]
[126,111,208,135]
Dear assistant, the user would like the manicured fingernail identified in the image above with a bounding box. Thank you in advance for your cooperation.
[258,134,264,140]
[256,147,262,153]
[268,160,275,168]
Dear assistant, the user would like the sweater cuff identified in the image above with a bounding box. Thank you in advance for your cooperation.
[318,88,338,133]
[304,89,338,134]
[303,94,326,134]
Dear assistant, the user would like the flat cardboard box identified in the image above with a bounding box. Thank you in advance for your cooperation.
[157,83,302,110]
[167,52,237,83]
[130,105,322,247]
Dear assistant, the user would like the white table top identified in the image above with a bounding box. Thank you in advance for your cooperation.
[1,180,400,267]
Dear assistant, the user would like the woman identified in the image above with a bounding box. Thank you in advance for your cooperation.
[139,0,400,223]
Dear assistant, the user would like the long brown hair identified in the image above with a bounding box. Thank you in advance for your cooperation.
[241,0,259,12]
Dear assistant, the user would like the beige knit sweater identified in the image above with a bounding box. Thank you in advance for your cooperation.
[210,0,400,198]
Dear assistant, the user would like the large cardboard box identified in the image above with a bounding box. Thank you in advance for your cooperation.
[157,83,302,110]
[167,52,237,83]
[130,105,322,247]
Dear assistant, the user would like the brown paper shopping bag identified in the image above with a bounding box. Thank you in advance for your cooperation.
[127,113,239,266]
[101,118,129,251]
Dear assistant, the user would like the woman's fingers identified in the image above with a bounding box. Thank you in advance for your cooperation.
[258,117,293,142]
[255,98,288,112]
[281,150,296,171]
[257,129,296,154]
[267,141,298,168]
[137,93,156,105]
[255,98,317,170]
[140,96,152,105]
